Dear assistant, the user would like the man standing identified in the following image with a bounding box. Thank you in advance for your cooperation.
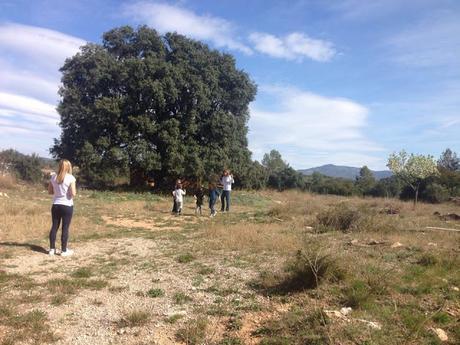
[220,169,234,212]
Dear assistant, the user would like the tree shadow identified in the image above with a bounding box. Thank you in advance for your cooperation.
[0,242,48,254]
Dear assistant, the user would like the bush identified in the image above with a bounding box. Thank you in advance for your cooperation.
[342,280,372,308]
[0,149,43,183]
[422,183,450,203]
[284,250,338,290]
[255,245,344,294]
[316,203,361,232]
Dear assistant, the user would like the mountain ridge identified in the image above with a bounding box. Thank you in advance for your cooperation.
[299,164,392,180]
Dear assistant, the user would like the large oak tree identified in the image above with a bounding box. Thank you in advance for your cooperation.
[52,26,257,187]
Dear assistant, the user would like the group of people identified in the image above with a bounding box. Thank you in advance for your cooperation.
[46,160,235,257]
[171,169,235,217]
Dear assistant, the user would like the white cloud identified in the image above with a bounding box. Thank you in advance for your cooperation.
[0,23,85,156]
[0,92,59,122]
[248,32,335,62]
[386,12,460,68]
[0,62,58,103]
[248,85,384,169]
[123,1,252,54]
[0,23,85,67]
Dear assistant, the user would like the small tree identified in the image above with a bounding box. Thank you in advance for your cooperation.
[355,166,376,196]
[438,148,459,171]
[387,150,438,207]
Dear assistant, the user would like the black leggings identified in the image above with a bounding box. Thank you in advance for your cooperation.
[49,204,73,251]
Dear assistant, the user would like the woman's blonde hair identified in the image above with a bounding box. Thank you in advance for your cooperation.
[56,160,72,184]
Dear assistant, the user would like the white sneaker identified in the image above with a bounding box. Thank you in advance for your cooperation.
[61,249,74,257]
[49,249,55,256]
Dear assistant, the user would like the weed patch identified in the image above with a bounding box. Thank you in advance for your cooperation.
[0,308,57,345]
[146,288,165,298]
[173,292,193,305]
[254,308,330,345]
[118,310,151,327]
[176,253,196,263]
[70,267,93,278]
[176,317,208,345]
[46,278,108,295]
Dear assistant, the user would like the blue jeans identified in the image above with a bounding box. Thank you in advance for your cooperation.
[221,190,230,211]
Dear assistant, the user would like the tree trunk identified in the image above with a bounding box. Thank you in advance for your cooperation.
[129,168,146,187]
[414,187,419,209]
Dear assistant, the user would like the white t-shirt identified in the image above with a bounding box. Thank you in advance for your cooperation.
[51,173,76,206]
[173,189,186,203]
[221,175,234,191]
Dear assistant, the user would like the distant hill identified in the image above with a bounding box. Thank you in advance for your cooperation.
[299,164,392,180]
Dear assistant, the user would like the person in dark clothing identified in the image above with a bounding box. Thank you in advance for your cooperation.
[208,182,220,217]
[194,186,205,215]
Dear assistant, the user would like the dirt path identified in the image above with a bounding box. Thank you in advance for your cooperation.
[1,212,269,345]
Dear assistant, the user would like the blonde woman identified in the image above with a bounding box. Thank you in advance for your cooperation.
[47,160,77,256]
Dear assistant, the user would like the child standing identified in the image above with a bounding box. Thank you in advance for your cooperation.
[194,186,205,216]
[172,183,186,215]
[208,183,219,217]
[171,179,181,213]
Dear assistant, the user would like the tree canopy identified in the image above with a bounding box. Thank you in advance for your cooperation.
[52,26,257,187]
[387,150,438,206]
[355,166,376,195]
[438,148,459,171]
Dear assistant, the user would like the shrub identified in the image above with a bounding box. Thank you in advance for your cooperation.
[0,150,43,183]
[316,203,361,232]
[342,280,372,308]
[255,245,344,294]
[423,183,450,203]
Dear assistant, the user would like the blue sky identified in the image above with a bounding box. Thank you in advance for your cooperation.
[0,0,459,170]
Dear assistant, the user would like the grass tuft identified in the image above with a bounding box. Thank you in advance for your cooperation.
[118,310,151,328]
[146,288,165,298]
[176,253,196,263]
[176,317,208,345]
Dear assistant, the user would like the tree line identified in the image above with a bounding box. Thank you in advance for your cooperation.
[2,147,459,205]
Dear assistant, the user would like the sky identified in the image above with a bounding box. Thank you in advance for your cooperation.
[0,0,459,170]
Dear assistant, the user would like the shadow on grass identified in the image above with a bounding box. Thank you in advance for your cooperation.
[0,242,48,254]
[249,273,318,297]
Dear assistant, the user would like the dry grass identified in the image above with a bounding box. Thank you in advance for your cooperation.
[0,187,459,345]
[204,221,301,254]
[0,174,16,189]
